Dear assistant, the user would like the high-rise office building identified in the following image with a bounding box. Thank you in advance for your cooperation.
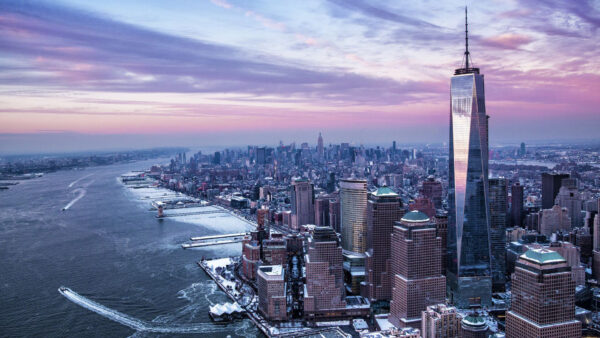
[290,178,315,229]
[257,265,287,321]
[511,182,524,227]
[340,178,368,294]
[593,199,600,281]
[541,172,569,209]
[548,241,585,286]
[505,248,581,337]
[256,147,266,165]
[303,226,346,318]
[262,238,287,267]
[257,207,269,227]
[539,205,571,236]
[555,178,583,228]
[340,178,368,253]
[519,142,526,157]
[242,236,260,280]
[315,195,330,227]
[434,212,448,274]
[447,8,492,308]
[409,197,436,218]
[329,197,341,233]
[488,178,507,292]
[421,304,462,338]
[364,186,404,302]
[422,176,443,209]
[317,132,324,159]
[389,211,446,328]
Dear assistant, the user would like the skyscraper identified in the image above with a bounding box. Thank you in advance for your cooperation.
[422,176,443,209]
[340,178,368,253]
[303,226,346,318]
[317,132,324,159]
[409,196,436,218]
[256,147,266,165]
[257,265,287,321]
[315,195,330,227]
[539,205,571,236]
[505,248,581,337]
[290,178,315,229]
[389,211,446,329]
[488,178,507,292]
[364,186,404,302]
[511,182,524,227]
[329,197,341,233]
[447,8,492,308]
[555,178,583,228]
[541,172,569,209]
[593,199,600,281]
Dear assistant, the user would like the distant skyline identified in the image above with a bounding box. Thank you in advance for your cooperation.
[1,0,599,153]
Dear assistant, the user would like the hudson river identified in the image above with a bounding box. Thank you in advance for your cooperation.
[0,159,259,337]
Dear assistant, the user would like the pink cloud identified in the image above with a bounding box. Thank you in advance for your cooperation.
[480,33,534,50]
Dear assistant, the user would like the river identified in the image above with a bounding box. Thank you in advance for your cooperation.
[0,159,260,337]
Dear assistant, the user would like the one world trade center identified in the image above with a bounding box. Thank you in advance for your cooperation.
[447,8,492,308]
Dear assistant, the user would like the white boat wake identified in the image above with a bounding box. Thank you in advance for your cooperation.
[62,188,86,211]
[68,173,94,188]
[58,287,227,333]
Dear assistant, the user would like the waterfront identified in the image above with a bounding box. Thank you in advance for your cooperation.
[0,159,260,337]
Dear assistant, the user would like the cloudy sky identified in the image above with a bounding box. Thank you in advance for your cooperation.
[0,0,599,153]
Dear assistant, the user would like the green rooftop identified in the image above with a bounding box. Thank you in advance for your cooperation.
[521,248,566,264]
[372,186,398,197]
[462,314,487,327]
[401,210,430,222]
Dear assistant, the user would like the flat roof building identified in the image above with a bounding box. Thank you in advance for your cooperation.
[505,248,581,337]
[257,265,287,321]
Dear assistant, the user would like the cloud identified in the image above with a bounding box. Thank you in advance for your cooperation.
[326,0,439,29]
[0,1,442,106]
[479,33,533,50]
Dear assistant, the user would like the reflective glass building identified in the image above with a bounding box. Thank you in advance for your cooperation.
[447,12,492,306]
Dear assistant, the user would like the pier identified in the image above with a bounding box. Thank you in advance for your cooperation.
[181,232,249,249]
[182,239,244,249]
[160,209,229,217]
[190,232,248,241]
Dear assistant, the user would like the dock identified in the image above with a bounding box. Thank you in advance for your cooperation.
[182,239,243,249]
[190,232,248,241]
[181,232,249,249]
[160,209,229,217]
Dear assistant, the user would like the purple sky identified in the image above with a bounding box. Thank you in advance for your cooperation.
[0,0,599,153]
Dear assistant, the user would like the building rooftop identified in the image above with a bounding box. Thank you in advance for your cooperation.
[372,186,398,197]
[521,248,566,264]
[462,314,487,327]
[258,265,284,279]
[400,210,430,223]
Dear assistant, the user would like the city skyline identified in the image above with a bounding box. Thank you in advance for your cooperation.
[1,0,600,154]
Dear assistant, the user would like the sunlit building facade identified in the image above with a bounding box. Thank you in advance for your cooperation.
[340,178,368,253]
[447,14,492,307]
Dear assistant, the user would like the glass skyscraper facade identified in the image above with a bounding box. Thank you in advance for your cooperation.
[447,64,492,307]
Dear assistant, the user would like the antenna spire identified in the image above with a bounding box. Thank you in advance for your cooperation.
[454,6,479,75]
[464,6,469,69]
